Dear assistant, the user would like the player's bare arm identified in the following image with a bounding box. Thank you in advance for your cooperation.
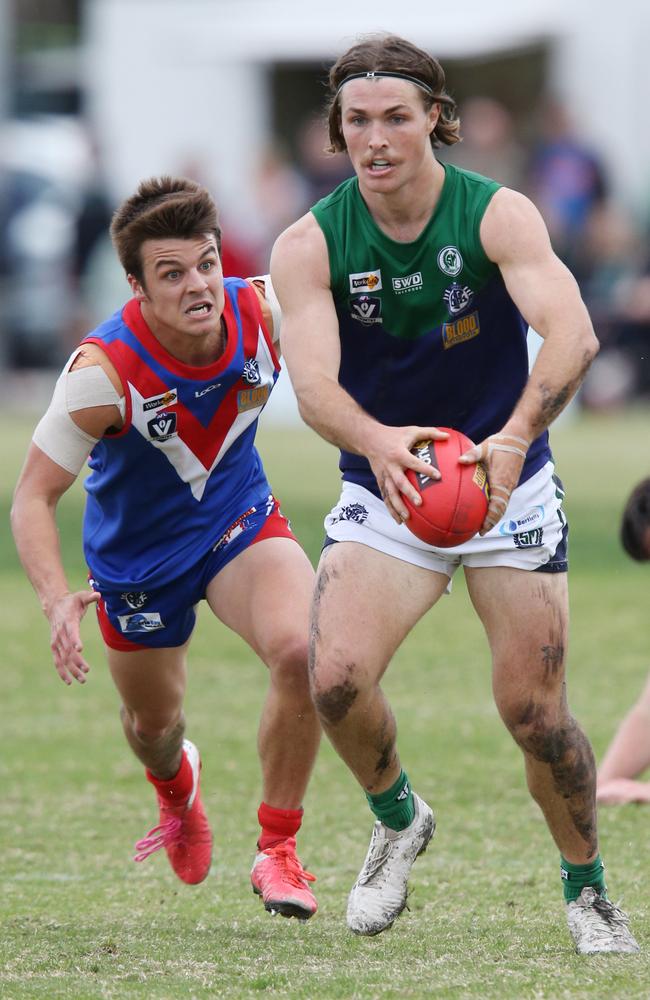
[11,346,124,684]
[272,214,446,523]
[460,188,599,532]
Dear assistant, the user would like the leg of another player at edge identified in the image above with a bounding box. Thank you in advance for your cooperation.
[310,542,449,821]
[206,537,321,843]
[464,566,606,901]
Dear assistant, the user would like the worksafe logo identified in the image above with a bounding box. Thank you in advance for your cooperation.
[437,246,463,277]
[349,269,382,293]
[442,311,480,349]
[392,272,423,294]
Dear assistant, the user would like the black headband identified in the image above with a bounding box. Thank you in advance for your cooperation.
[335,70,435,98]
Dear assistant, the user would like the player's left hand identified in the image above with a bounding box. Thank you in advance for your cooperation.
[458,433,530,535]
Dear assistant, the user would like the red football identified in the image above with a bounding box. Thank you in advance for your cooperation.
[403,429,489,547]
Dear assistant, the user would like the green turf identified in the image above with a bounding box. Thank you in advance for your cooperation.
[1,408,649,999]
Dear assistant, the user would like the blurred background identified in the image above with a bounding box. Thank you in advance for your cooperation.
[1,0,649,417]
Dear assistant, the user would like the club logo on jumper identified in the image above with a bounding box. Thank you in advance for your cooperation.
[442,311,480,350]
[350,295,383,325]
[120,591,148,610]
[142,389,178,411]
[437,246,463,277]
[443,283,474,316]
[237,385,270,413]
[499,506,545,536]
[117,611,164,633]
[349,269,382,293]
[412,440,439,491]
[332,502,369,525]
[243,357,261,385]
[392,271,423,295]
[195,382,221,398]
[513,528,544,548]
[213,507,256,550]
[147,411,177,441]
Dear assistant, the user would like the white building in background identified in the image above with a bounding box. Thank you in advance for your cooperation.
[81,0,650,422]
[85,0,650,216]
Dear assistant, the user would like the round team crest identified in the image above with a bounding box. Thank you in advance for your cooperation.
[437,246,463,277]
[243,357,261,385]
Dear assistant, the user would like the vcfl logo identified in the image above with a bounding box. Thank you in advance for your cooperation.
[147,411,177,441]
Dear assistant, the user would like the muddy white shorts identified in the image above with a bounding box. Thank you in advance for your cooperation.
[324,461,568,580]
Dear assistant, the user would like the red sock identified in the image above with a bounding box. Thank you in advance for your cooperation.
[257,802,303,850]
[146,749,193,803]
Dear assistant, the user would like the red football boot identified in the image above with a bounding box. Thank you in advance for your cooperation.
[134,739,212,885]
[251,836,317,920]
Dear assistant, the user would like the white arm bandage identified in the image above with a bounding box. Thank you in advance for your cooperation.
[250,274,282,346]
[32,357,125,476]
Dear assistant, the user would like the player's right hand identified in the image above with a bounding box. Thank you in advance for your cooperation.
[366,424,449,525]
[46,589,100,685]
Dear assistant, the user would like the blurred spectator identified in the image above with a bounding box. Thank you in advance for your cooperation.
[297,114,353,205]
[442,96,527,191]
[0,115,109,368]
[252,143,309,267]
[527,97,608,279]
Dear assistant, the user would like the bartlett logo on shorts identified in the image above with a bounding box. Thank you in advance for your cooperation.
[117,611,164,633]
[349,269,382,293]
[442,311,480,349]
[392,272,423,294]
[499,506,545,536]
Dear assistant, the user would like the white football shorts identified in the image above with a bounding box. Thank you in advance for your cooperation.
[324,461,568,581]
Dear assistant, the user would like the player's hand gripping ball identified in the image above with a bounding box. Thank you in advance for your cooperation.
[403,429,489,547]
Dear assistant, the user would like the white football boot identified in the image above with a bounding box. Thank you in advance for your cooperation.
[346,792,435,936]
[566,886,640,954]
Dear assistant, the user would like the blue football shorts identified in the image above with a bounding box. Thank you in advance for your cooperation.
[92,495,296,651]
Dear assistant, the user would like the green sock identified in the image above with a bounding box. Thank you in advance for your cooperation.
[560,854,607,902]
[366,770,415,831]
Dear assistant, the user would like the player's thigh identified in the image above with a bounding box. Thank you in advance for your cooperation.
[312,540,449,683]
[205,536,314,663]
[464,565,569,706]
[106,641,189,722]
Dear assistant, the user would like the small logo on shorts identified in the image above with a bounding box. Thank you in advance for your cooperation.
[213,507,256,550]
[117,612,164,633]
[332,502,369,525]
[499,506,545,536]
[513,528,544,548]
[121,591,148,610]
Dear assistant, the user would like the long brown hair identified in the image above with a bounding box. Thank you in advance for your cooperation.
[326,34,460,152]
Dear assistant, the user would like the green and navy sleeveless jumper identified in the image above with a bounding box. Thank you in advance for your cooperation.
[311,164,551,497]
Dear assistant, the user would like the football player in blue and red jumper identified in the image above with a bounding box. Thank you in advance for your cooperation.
[11,176,320,920]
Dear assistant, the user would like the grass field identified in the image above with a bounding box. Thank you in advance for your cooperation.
[1,407,649,999]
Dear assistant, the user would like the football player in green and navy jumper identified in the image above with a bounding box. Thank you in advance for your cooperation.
[271,34,639,954]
